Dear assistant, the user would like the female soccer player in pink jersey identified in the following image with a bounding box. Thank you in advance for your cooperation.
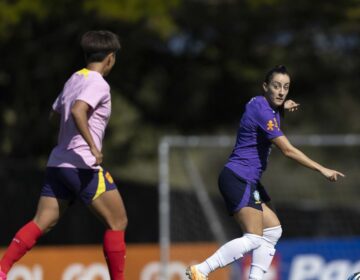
[186,65,345,280]
[0,31,127,280]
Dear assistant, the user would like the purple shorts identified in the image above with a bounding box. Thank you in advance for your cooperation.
[218,167,271,215]
[41,167,117,205]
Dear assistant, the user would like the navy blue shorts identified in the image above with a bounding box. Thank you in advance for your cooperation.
[218,167,271,215]
[41,167,117,205]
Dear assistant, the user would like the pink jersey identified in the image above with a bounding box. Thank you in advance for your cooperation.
[47,68,111,169]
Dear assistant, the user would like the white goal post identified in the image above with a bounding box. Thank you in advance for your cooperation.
[158,134,360,280]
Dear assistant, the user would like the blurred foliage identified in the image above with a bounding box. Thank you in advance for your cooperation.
[0,0,360,184]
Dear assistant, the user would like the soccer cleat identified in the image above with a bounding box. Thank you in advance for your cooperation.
[186,265,208,280]
[0,270,6,280]
[348,272,360,280]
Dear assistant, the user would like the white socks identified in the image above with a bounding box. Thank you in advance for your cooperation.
[196,233,263,276]
[196,226,282,278]
[249,226,283,280]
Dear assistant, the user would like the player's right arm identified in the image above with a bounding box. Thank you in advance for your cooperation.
[271,135,345,182]
[71,100,103,165]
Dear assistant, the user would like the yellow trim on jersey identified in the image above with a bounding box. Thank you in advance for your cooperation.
[76,68,90,78]
[93,168,106,201]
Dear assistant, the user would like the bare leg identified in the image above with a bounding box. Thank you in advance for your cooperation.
[89,189,127,280]
[262,202,281,228]
[0,196,69,275]
[33,196,70,232]
[234,206,264,235]
[89,189,127,230]
[249,202,282,280]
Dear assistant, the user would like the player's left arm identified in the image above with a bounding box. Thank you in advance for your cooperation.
[271,135,345,182]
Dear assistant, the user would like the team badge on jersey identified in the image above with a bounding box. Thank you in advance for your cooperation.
[105,171,114,184]
[267,118,280,131]
[266,120,275,131]
[253,190,261,204]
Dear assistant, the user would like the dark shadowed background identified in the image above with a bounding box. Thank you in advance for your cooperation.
[0,0,359,245]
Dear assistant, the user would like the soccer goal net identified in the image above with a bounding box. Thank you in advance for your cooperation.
[158,134,360,280]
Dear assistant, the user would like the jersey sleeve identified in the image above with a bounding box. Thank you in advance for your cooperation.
[253,108,283,140]
[76,81,108,109]
[52,92,62,113]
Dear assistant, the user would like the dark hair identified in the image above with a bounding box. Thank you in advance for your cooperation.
[81,30,121,63]
[264,65,290,84]
[264,65,290,117]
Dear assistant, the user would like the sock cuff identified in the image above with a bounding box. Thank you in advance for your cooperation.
[15,221,43,248]
[263,225,282,232]
[263,226,282,246]
[104,230,126,252]
[243,233,263,243]
[244,233,262,238]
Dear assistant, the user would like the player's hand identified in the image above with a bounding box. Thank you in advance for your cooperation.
[284,100,300,112]
[320,167,345,182]
[90,146,103,166]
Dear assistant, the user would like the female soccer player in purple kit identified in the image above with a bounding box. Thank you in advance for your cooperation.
[0,31,127,280]
[186,65,345,280]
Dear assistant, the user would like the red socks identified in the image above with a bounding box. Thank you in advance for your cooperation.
[0,223,126,280]
[103,230,126,280]
[0,221,43,273]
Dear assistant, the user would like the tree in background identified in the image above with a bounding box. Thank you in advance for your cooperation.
[0,0,359,185]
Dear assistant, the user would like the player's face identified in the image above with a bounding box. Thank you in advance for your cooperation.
[263,73,290,108]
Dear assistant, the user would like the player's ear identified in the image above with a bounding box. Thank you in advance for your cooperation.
[111,52,116,63]
[103,54,111,66]
[105,53,111,63]
[263,82,268,92]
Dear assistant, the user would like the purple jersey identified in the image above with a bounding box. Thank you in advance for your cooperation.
[225,96,283,183]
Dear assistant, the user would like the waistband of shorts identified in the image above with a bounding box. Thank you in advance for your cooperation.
[223,166,259,186]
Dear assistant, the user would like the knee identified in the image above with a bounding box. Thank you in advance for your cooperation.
[243,233,263,251]
[263,225,282,246]
[33,216,59,234]
[107,215,128,231]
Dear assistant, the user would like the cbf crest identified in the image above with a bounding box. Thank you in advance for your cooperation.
[253,190,261,204]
